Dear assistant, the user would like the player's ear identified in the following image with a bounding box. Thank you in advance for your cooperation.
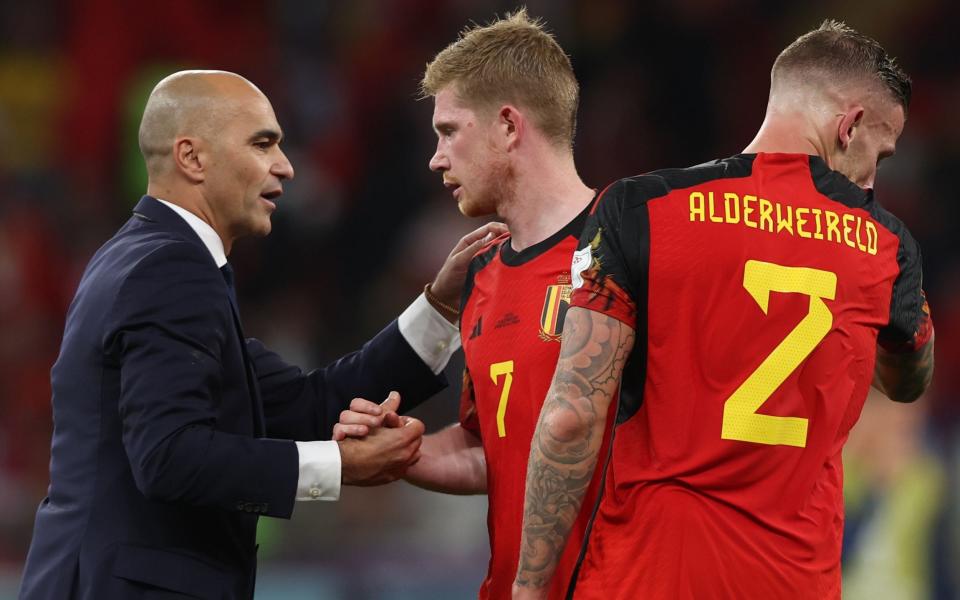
[498,105,523,151]
[837,105,864,151]
[173,136,206,183]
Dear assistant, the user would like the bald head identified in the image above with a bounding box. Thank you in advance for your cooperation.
[138,70,266,177]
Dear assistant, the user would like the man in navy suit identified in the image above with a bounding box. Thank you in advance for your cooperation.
[19,70,504,599]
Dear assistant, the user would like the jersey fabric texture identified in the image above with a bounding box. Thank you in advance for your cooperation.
[459,205,610,600]
[567,153,931,599]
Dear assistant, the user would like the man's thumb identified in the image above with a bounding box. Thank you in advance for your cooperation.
[381,391,401,414]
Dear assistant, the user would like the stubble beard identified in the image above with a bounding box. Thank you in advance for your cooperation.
[460,155,515,218]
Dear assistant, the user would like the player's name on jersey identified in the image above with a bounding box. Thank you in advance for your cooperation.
[688,191,878,255]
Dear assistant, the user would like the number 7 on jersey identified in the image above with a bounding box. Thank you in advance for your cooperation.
[490,361,514,438]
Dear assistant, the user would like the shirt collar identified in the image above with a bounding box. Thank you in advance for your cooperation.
[155,199,228,267]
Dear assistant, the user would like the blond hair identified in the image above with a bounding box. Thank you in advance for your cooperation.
[421,8,579,149]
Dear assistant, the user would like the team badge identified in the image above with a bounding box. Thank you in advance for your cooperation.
[540,275,572,342]
[571,246,591,289]
[571,227,602,289]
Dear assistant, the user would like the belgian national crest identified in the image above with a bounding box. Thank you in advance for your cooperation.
[540,273,572,342]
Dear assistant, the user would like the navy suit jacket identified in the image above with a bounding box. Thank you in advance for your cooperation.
[19,196,447,599]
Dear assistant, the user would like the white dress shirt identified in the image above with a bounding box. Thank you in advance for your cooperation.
[156,199,460,502]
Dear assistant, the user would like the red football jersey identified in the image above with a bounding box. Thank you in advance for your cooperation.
[567,153,930,599]
[460,207,610,600]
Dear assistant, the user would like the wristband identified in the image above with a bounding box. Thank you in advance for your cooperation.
[424,283,460,321]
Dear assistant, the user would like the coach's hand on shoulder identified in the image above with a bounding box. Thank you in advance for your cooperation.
[429,221,508,314]
[338,392,424,486]
[333,392,403,440]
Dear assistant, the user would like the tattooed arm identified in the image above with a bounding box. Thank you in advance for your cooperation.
[512,307,635,599]
[873,336,934,403]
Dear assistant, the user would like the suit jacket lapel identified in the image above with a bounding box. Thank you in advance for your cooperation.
[133,196,267,437]
[223,292,267,438]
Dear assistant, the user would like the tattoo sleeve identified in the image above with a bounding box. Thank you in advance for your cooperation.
[514,307,635,591]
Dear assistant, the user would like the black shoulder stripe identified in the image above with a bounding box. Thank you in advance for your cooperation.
[588,181,617,215]
[616,154,757,209]
[459,239,503,314]
[808,156,870,208]
[865,198,924,344]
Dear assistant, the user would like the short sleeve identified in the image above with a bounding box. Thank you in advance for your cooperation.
[876,213,934,352]
[570,180,645,329]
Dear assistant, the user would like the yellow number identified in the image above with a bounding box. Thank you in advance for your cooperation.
[490,361,514,438]
[721,260,837,448]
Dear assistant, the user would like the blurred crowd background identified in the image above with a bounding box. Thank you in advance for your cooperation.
[0,0,957,598]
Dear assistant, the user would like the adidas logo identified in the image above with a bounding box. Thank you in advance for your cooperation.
[469,316,482,339]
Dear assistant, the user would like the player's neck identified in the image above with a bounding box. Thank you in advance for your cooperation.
[743,113,828,159]
[498,154,593,252]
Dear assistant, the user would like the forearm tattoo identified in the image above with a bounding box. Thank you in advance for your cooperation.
[515,308,634,589]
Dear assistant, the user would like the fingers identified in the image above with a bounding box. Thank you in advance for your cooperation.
[380,391,401,414]
[391,416,425,461]
[349,397,383,416]
[402,419,424,467]
[383,411,402,428]
[459,235,492,260]
[338,408,383,429]
[337,393,400,436]
[484,221,508,237]
[332,423,369,441]
[452,221,508,254]
[400,415,426,436]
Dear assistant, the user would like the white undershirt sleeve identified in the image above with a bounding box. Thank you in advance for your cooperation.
[294,440,341,501]
[397,294,461,375]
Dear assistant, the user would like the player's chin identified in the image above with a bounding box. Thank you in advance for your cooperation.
[458,196,495,218]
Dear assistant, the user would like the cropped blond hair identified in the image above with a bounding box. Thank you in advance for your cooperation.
[421,8,579,149]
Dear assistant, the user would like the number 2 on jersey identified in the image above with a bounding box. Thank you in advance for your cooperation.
[721,260,837,448]
[490,361,514,438]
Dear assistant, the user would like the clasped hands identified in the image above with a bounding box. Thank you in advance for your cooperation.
[335,392,424,486]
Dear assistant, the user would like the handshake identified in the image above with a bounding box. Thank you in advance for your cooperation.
[334,391,424,486]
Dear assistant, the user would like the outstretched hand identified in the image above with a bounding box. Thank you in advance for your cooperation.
[429,221,508,316]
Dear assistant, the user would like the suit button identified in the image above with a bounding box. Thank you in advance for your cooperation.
[309,488,322,499]
[236,502,245,511]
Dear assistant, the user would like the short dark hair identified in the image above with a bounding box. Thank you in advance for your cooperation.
[772,19,911,109]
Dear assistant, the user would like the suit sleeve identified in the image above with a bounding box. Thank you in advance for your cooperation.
[106,242,299,519]
[248,318,448,442]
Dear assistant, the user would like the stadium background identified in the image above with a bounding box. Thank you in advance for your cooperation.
[0,0,957,597]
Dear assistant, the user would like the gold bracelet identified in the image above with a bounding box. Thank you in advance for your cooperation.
[424,283,460,319]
